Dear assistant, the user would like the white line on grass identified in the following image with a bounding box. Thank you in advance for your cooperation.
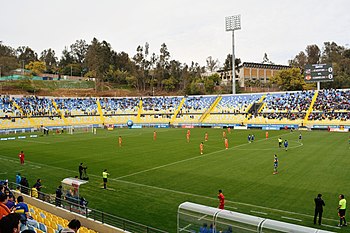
[250,210,267,215]
[0,156,41,169]
[225,205,238,210]
[322,224,341,229]
[19,139,50,144]
[235,141,303,151]
[281,216,302,222]
[112,131,298,180]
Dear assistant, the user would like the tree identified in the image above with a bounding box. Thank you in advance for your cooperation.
[0,42,18,76]
[305,44,321,64]
[25,61,46,75]
[206,56,219,72]
[40,49,57,73]
[269,68,306,91]
[16,46,38,65]
[289,51,307,68]
[70,39,88,64]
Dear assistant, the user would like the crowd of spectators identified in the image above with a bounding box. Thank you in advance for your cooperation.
[263,91,314,112]
[13,96,58,117]
[55,98,98,116]
[142,97,181,113]
[1,90,349,122]
[100,97,139,115]
[313,89,350,111]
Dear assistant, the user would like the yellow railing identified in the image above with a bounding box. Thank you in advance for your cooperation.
[303,90,319,125]
[136,99,143,123]
[170,97,186,124]
[200,96,222,123]
[96,98,105,124]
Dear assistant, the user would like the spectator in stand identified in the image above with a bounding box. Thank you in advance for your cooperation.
[33,179,42,199]
[5,196,15,212]
[15,174,21,190]
[14,196,29,222]
[19,177,29,195]
[0,213,21,233]
[0,193,10,220]
[60,219,81,233]
[55,185,63,207]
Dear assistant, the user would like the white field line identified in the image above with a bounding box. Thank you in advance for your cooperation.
[225,205,238,210]
[113,131,296,180]
[281,216,302,222]
[235,142,303,151]
[250,210,268,215]
[19,139,50,144]
[0,156,41,169]
[322,224,341,229]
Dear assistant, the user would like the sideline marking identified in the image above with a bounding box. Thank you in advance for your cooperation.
[281,216,302,222]
[113,132,295,180]
[322,224,341,229]
[0,156,41,169]
[250,210,267,215]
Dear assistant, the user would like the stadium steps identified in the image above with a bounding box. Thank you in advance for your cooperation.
[303,90,318,125]
[136,99,143,123]
[11,100,24,115]
[96,98,105,124]
[200,95,222,123]
[170,97,186,124]
[52,99,68,125]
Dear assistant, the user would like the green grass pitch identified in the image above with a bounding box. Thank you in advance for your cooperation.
[1,128,349,232]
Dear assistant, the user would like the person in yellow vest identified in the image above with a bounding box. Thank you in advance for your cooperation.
[338,194,347,227]
[31,187,38,198]
[102,169,110,189]
[278,138,283,148]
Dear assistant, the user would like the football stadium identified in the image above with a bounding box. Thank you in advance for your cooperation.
[1,1,350,233]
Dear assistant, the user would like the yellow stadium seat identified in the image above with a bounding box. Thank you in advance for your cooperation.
[47,226,55,233]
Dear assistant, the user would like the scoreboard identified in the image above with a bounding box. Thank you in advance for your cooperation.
[304,64,333,82]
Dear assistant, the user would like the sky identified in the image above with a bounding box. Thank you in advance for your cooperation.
[1,0,349,67]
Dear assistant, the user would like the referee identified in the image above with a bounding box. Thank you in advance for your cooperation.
[338,194,347,227]
[102,169,110,189]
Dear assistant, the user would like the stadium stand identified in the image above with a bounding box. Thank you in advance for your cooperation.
[0,89,349,130]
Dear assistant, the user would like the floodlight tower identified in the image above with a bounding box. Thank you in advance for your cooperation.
[225,15,241,94]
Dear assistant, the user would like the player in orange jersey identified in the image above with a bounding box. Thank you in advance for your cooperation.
[224,138,229,150]
[186,133,190,143]
[153,130,157,141]
[187,129,191,136]
[200,142,204,155]
[118,136,122,147]
[266,131,269,139]
[205,132,208,142]
[222,131,227,139]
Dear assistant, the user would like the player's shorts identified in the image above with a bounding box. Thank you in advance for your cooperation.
[103,178,107,183]
[339,209,346,217]
[274,164,278,168]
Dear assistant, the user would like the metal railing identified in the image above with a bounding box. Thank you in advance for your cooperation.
[8,182,167,233]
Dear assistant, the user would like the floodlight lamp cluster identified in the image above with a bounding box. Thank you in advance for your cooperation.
[225,15,241,31]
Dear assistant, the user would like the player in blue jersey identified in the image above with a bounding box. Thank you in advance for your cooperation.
[248,134,251,143]
[273,154,278,174]
[284,139,289,151]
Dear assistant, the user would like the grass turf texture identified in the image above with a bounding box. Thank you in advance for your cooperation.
[0,128,349,232]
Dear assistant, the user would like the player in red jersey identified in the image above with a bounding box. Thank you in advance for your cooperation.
[18,151,25,165]
[218,190,225,209]
[200,142,204,155]
[266,131,269,139]
[118,136,122,147]
[153,131,157,141]
[224,138,229,150]
[205,132,208,142]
